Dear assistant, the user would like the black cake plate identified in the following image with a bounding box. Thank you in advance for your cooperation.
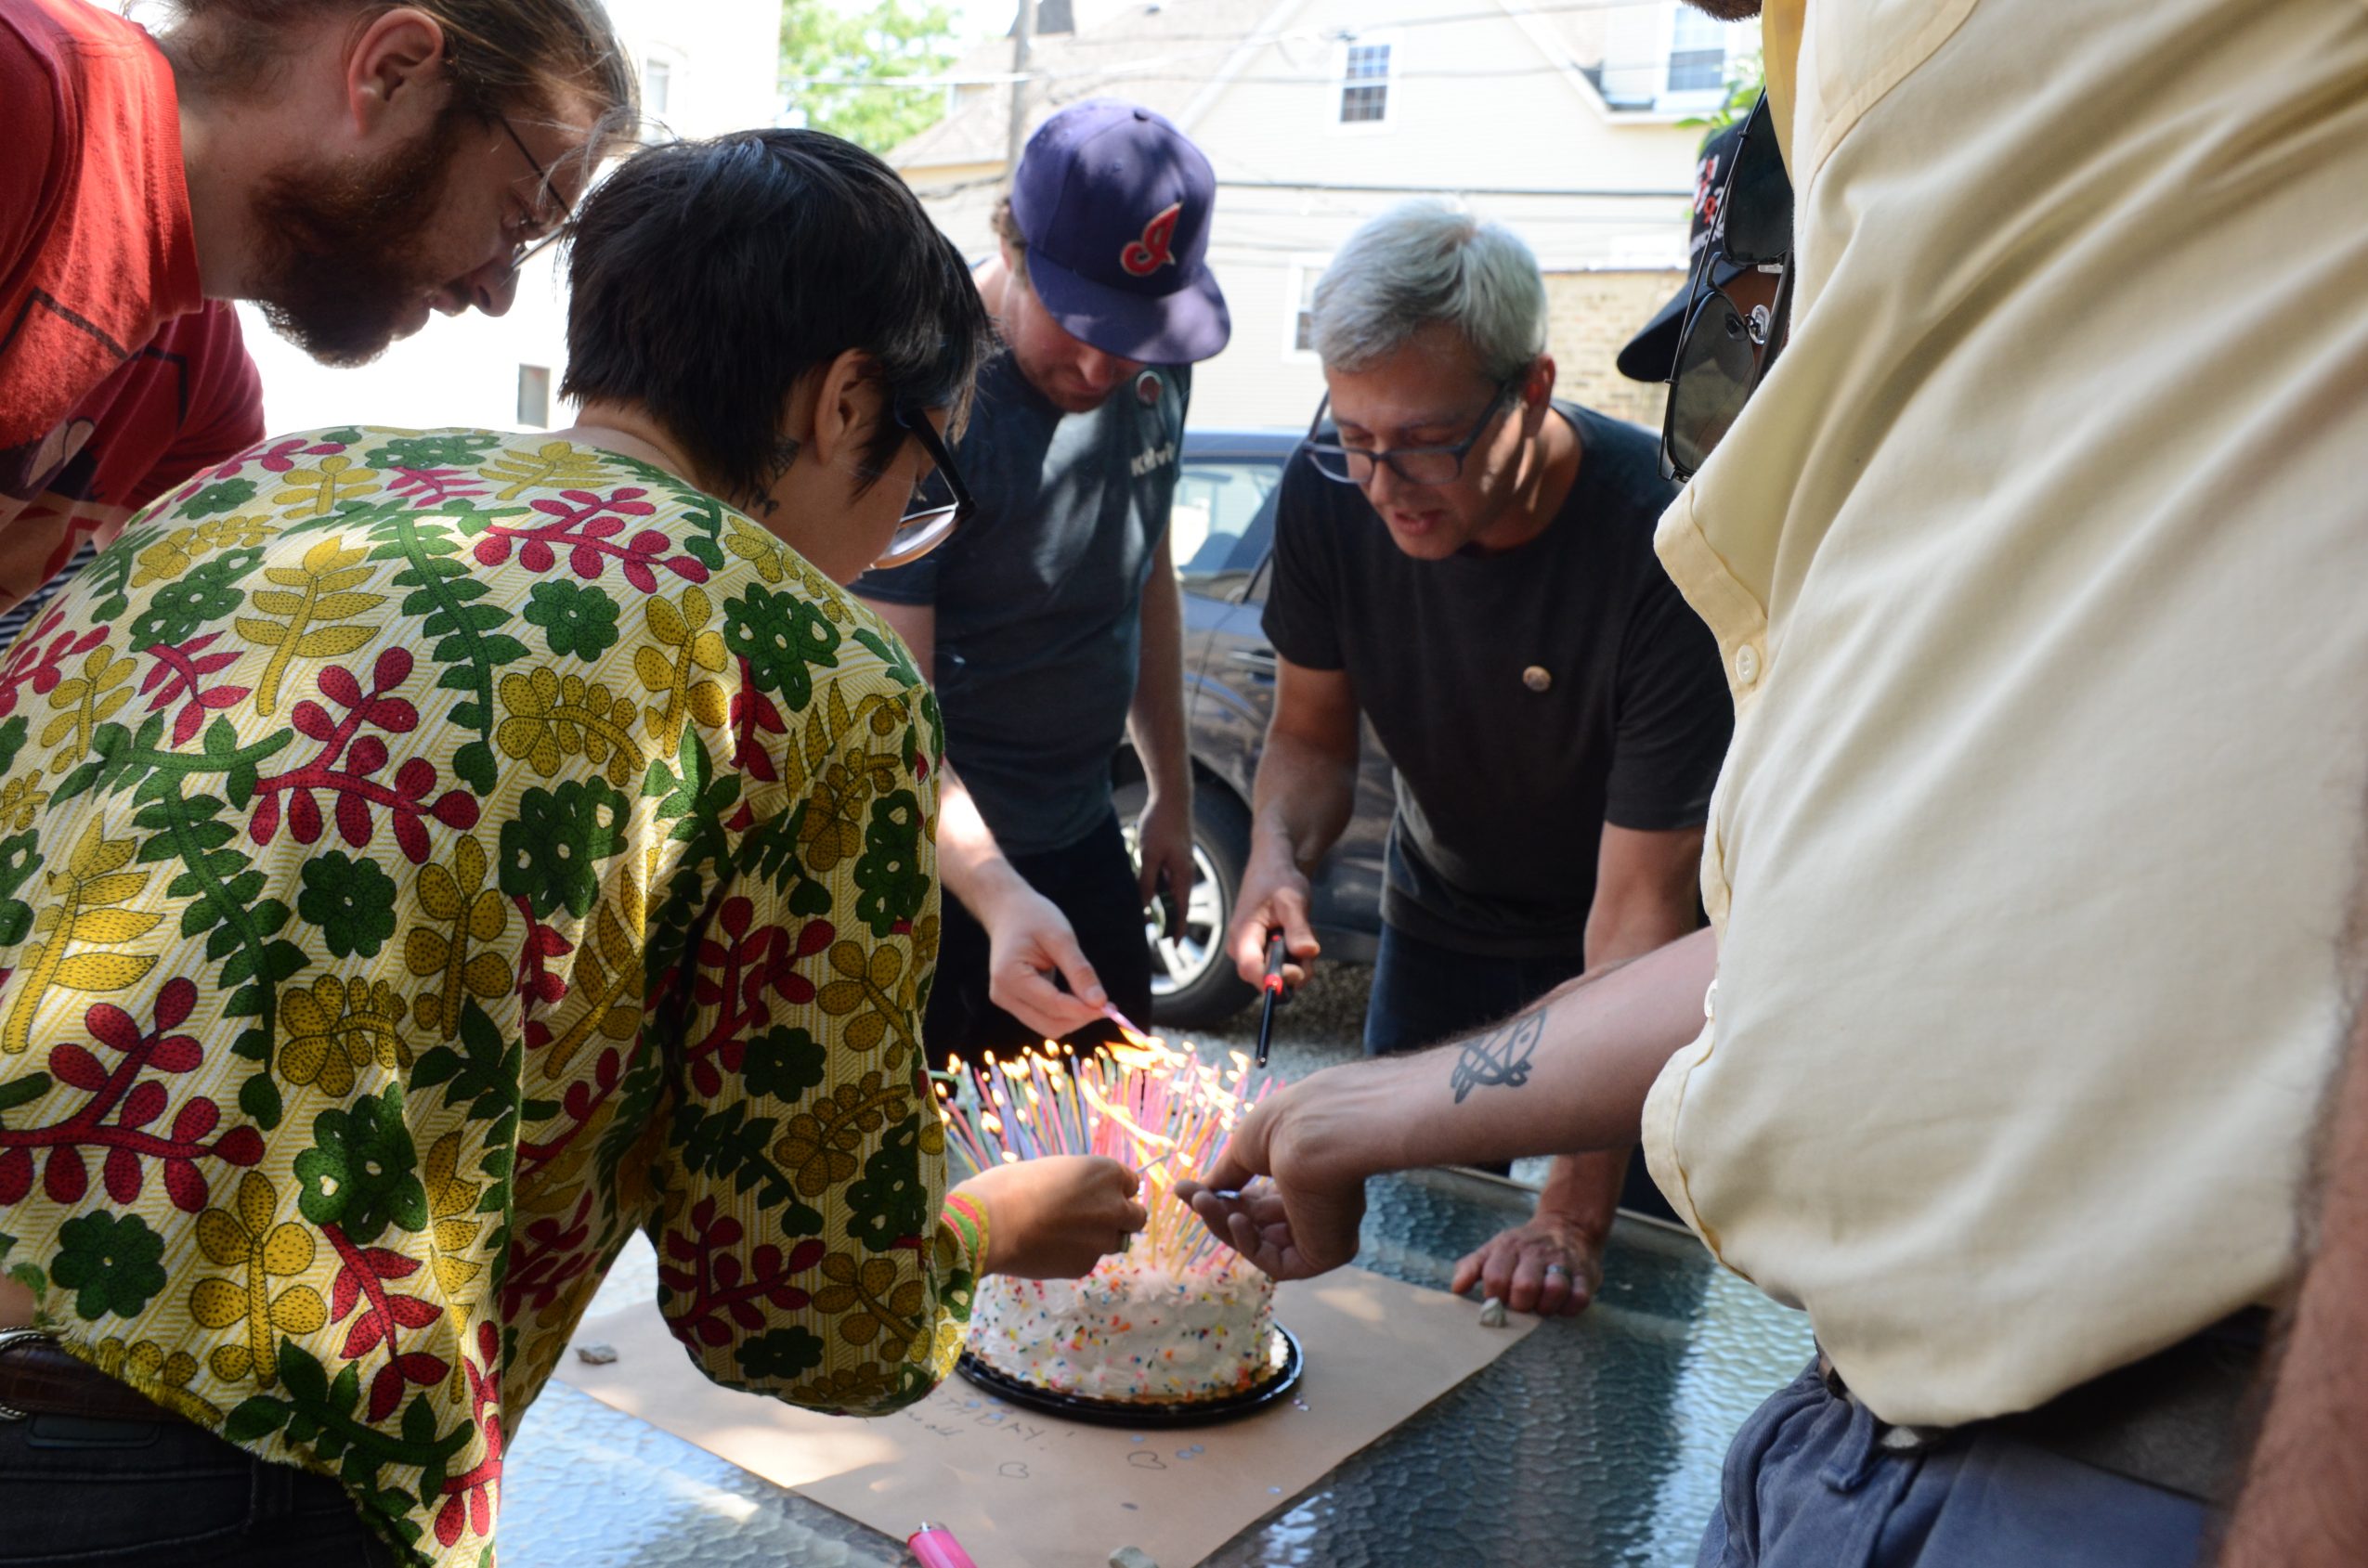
[955,1323,1302,1428]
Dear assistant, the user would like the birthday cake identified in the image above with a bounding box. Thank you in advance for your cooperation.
[940,1038,1286,1406]
[967,1254,1277,1405]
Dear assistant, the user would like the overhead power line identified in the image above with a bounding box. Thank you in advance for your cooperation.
[1003,0,1696,49]
[784,0,1745,91]
[792,59,1641,87]
[1217,178,1688,197]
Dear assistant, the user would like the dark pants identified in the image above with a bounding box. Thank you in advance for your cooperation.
[925,810,1153,1069]
[1363,920,1676,1220]
[1697,1365,2207,1568]
[0,1408,394,1566]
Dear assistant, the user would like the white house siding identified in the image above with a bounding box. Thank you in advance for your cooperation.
[239,0,787,438]
[901,0,1752,430]
[1160,0,1735,427]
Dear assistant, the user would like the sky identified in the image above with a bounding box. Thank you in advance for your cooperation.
[948,0,1019,40]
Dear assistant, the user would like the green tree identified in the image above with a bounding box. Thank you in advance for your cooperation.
[1678,50,1765,135]
[780,0,965,153]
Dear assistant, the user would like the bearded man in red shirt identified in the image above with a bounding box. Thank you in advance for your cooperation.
[0,0,637,620]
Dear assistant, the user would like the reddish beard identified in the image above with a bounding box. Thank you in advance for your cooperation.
[248,112,469,367]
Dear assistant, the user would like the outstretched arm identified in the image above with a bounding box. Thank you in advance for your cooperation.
[1128,532,1195,931]
[1225,657,1361,989]
[861,593,1109,1040]
[1181,927,1714,1279]
[1452,823,1707,1315]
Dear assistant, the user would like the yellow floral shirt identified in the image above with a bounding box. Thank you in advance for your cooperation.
[0,428,981,1565]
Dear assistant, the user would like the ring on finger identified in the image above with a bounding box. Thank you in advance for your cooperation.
[1542,1263,1571,1280]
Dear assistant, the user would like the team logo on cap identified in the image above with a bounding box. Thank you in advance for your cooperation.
[1693,153,1721,227]
[1121,202,1183,277]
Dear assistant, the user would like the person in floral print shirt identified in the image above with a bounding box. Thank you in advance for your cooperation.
[0,128,1145,1568]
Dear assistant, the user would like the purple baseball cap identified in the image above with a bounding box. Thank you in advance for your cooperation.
[1009,100,1230,365]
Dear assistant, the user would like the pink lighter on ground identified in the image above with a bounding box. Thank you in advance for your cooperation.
[907,1522,979,1568]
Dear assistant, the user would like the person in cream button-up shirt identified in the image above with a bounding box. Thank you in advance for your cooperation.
[1641,0,2368,1432]
[1178,1,2368,1562]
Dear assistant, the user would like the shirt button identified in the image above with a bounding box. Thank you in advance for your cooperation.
[1733,644,1761,686]
[1522,665,1552,693]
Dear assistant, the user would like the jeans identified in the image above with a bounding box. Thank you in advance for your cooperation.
[1698,1366,2208,1568]
[924,810,1154,1068]
[1363,921,1675,1219]
[0,1407,395,1566]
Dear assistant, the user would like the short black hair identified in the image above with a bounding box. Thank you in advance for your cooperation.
[562,129,990,508]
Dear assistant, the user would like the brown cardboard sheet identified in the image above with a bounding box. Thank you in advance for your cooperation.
[554,1266,1540,1568]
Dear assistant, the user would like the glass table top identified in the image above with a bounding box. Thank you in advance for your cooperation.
[501,1004,1816,1568]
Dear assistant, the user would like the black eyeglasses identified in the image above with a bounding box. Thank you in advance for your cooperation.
[497,113,567,274]
[1301,378,1521,487]
[877,408,975,570]
[1660,91,1795,483]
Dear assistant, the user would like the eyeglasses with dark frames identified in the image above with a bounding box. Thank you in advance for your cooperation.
[496,113,567,274]
[875,408,975,570]
[1300,377,1524,487]
[1659,91,1795,483]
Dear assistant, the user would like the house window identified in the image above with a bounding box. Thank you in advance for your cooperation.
[1339,42,1390,123]
[517,365,552,428]
[644,58,671,116]
[1283,256,1332,361]
[1667,8,1725,94]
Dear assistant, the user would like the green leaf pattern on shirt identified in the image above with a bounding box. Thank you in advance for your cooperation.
[0,430,971,1567]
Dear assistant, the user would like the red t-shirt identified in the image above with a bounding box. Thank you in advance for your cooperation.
[0,0,262,608]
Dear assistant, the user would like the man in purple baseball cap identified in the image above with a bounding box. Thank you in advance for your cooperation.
[857,100,1230,1061]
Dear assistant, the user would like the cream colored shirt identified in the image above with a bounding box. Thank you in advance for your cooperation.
[1641,0,2368,1428]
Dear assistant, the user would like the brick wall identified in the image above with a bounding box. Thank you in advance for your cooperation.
[1543,269,1683,431]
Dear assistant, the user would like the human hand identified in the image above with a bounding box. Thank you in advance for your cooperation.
[980,880,1109,1040]
[1174,1079,1365,1281]
[1449,1209,1607,1317]
[959,1155,1147,1278]
[1225,844,1319,990]
[1133,788,1196,941]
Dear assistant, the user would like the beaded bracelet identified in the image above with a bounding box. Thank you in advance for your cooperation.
[942,1190,991,1276]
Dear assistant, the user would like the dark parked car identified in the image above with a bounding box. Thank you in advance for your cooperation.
[1114,427,1399,1027]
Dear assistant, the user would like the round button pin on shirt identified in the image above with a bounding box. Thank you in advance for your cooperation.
[1522,665,1553,693]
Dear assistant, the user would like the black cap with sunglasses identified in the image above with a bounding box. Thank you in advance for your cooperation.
[1619,96,1796,482]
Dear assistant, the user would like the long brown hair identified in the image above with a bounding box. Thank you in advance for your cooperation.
[157,0,637,138]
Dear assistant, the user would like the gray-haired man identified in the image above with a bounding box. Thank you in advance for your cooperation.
[1220,200,1730,1315]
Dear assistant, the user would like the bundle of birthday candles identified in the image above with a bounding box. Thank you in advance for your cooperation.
[934,1034,1272,1277]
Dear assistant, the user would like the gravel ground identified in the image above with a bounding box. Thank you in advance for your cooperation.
[1174,960,1375,1061]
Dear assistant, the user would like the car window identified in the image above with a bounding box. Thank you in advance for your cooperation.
[1173,459,1285,581]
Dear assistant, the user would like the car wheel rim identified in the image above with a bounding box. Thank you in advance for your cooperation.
[1124,831,1227,999]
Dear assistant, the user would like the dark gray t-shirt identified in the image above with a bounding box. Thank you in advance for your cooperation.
[1262,403,1730,956]
[855,350,1189,856]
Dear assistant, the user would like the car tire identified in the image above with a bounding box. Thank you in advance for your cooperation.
[1113,781,1260,1030]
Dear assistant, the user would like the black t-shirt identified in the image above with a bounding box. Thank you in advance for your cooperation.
[1262,403,1730,956]
[855,351,1189,856]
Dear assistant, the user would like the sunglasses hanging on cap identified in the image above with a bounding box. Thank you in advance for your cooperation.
[1660,91,1795,483]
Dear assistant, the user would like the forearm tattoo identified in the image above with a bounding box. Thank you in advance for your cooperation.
[1449,1006,1547,1104]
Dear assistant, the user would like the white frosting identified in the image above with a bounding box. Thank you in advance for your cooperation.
[968,1256,1276,1404]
